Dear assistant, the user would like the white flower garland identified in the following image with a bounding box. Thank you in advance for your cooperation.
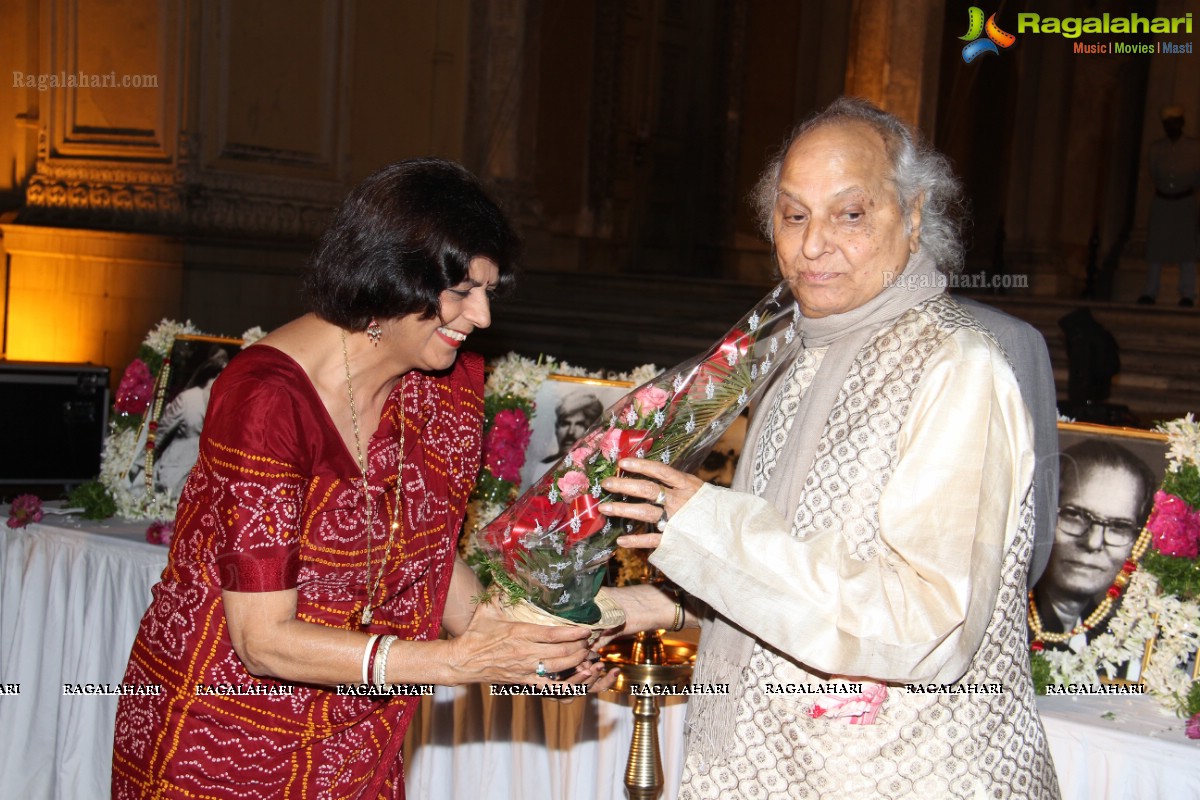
[483,351,659,399]
[1159,412,1200,473]
[98,319,261,520]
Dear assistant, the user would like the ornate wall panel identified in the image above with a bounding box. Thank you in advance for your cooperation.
[24,0,185,227]
[188,0,352,238]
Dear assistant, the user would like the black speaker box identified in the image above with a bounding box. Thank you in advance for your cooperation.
[0,361,110,485]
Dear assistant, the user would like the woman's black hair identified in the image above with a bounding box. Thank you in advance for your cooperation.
[305,158,519,328]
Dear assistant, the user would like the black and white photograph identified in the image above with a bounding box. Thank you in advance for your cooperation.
[518,375,630,492]
[127,335,242,499]
[1030,422,1169,676]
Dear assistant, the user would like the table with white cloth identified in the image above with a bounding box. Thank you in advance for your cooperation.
[0,514,167,798]
[2,513,1199,799]
[0,514,681,798]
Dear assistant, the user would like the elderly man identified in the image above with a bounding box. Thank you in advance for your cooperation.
[1030,439,1156,650]
[604,97,1057,798]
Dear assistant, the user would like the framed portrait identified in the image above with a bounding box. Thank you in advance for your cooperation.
[1030,422,1169,678]
[126,335,243,500]
[519,374,632,491]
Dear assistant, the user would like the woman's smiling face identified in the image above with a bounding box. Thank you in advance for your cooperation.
[388,256,499,372]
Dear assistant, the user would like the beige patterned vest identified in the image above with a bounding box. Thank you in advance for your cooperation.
[680,295,1059,800]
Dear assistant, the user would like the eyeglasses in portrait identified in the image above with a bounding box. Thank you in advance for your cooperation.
[1030,422,1169,681]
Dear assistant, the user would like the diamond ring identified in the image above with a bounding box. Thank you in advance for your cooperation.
[536,660,547,678]
[654,488,667,506]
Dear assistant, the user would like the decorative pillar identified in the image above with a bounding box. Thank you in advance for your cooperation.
[844,0,946,132]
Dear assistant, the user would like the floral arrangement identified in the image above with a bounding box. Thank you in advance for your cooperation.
[6,494,44,528]
[462,355,660,554]
[1033,414,1200,737]
[72,320,261,521]
[471,283,802,624]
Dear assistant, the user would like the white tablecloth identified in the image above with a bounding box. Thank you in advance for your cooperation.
[0,516,166,798]
[1039,693,1200,799]
[3,514,1199,799]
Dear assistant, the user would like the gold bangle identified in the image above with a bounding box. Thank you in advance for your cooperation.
[669,601,684,632]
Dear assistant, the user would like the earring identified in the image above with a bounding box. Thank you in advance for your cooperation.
[366,319,383,346]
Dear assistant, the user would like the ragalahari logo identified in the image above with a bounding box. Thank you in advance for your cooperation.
[960,7,1017,62]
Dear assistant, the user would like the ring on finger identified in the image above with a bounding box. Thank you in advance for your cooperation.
[536,660,547,678]
[654,488,667,506]
[656,509,669,532]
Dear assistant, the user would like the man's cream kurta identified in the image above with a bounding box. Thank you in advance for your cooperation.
[653,297,1058,799]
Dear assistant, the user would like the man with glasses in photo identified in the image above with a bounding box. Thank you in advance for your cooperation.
[1030,439,1156,652]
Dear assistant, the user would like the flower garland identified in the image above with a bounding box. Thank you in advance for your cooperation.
[1032,414,1200,737]
[81,320,262,524]
[461,353,659,554]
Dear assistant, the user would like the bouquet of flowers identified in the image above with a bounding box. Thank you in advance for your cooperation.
[472,282,803,624]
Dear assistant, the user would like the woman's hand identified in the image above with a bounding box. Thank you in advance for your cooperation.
[599,457,704,549]
[443,599,596,686]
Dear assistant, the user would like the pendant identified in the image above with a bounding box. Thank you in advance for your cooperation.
[361,606,373,627]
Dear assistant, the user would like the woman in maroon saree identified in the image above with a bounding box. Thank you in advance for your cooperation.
[112,159,606,799]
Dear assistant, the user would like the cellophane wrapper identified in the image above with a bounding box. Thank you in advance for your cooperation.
[473,282,803,623]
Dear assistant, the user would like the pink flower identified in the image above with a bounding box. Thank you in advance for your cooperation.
[557,470,590,500]
[633,385,669,415]
[1187,713,1200,740]
[6,494,44,528]
[483,408,532,483]
[145,519,174,546]
[114,359,154,416]
[1147,491,1200,559]
[568,443,596,467]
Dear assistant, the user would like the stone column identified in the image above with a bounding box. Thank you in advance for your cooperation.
[844,0,945,131]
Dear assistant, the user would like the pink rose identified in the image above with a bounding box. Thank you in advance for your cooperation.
[1187,712,1200,740]
[557,469,590,500]
[6,494,43,529]
[633,385,669,415]
[145,519,174,546]
[1147,491,1200,559]
[568,443,596,467]
[114,359,154,416]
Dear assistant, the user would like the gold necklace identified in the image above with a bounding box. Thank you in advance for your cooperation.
[1027,526,1152,646]
[341,330,405,628]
